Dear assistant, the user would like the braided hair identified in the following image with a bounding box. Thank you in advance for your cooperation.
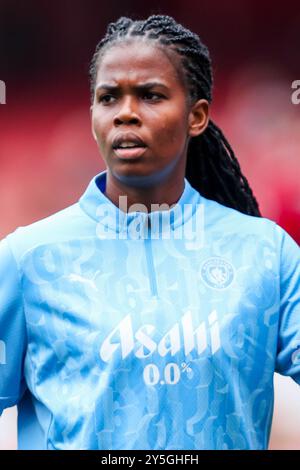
[89,15,261,216]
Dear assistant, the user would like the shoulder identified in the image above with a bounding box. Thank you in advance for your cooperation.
[200,195,299,254]
[4,202,95,265]
[201,195,275,232]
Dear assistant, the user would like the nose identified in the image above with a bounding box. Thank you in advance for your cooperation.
[113,96,141,126]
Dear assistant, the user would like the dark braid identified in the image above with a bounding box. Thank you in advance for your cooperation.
[89,15,261,216]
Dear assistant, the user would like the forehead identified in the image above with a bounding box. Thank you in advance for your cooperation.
[96,40,183,86]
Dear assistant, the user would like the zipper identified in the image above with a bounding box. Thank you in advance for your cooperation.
[143,217,158,297]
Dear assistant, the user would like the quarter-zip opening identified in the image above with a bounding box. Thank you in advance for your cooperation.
[144,217,158,297]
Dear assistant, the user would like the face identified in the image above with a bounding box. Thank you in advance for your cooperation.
[91,40,208,187]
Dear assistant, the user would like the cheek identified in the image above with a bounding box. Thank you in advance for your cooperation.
[154,113,187,150]
[92,115,103,137]
[92,114,109,147]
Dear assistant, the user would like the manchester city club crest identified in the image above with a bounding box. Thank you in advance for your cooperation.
[201,257,235,289]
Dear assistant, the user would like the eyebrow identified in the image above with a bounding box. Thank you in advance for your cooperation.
[95,81,169,92]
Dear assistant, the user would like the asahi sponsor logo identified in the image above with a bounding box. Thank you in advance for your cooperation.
[99,309,220,363]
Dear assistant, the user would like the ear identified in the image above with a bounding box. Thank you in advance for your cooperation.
[187,99,209,138]
[90,104,97,142]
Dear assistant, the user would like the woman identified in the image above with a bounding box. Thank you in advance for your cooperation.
[0,15,299,450]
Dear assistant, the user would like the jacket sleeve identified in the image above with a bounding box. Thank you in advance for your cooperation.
[275,225,300,385]
[0,237,27,415]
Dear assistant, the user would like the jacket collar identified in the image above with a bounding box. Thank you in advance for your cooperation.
[79,170,202,237]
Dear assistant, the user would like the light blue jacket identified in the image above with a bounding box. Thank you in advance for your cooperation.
[0,170,299,449]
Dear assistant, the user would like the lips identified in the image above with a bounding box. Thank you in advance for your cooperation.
[112,132,147,149]
[113,146,147,160]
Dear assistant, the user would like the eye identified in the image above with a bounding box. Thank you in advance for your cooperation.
[98,94,116,105]
[142,92,164,101]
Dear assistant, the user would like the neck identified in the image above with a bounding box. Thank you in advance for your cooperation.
[104,170,185,213]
